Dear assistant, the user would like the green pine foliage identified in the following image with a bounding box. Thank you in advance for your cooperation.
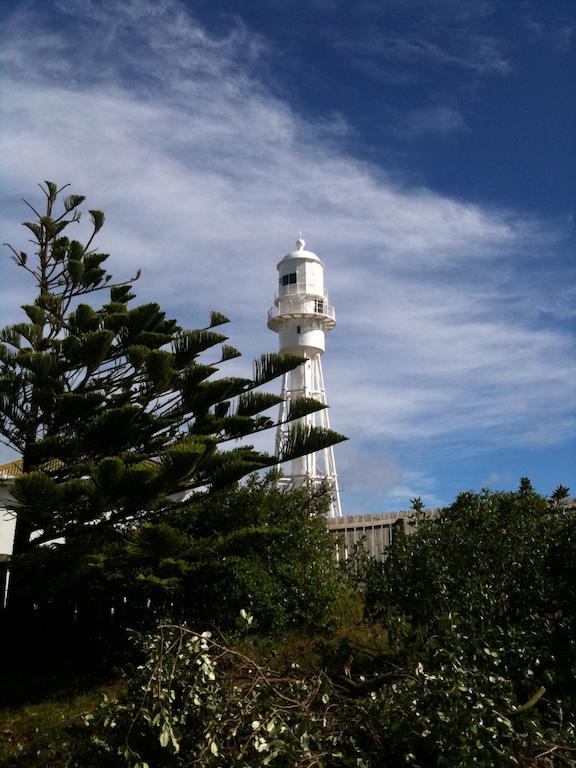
[0,183,346,601]
[8,477,348,642]
[69,474,347,634]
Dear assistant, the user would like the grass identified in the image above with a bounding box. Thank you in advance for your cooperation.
[0,681,125,768]
[0,624,389,767]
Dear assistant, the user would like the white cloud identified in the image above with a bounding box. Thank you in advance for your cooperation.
[383,468,443,509]
[385,105,468,140]
[330,0,513,81]
[482,471,517,489]
[0,0,574,509]
[361,33,511,75]
[337,441,402,497]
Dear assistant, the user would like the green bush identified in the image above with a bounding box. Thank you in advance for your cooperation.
[89,617,575,767]
[83,474,349,635]
[361,480,576,765]
[85,481,576,767]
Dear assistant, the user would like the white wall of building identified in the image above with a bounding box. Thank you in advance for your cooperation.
[0,485,15,555]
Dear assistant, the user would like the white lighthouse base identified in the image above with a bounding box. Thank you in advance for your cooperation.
[275,354,342,518]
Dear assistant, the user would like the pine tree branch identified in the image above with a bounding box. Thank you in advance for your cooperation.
[21,198,42,219]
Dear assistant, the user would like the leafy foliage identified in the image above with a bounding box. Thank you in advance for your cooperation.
[22,475,347,636]
[91,623,372,768]
[360,480,576,766]
[364,480,576,631]
[89,481,576,767]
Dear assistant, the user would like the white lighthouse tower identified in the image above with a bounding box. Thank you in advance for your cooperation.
[267,239,342,518]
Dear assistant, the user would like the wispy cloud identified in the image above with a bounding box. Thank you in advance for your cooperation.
[337,441,402,499]
[384,104,468,140]
[330,0,512,83]
[382,468,443,509]
[519,9,575,53]
[0,0,574,511]
[340,32,511,77]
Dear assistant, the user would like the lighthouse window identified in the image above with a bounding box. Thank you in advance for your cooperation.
[314,299,325,313]
[281,272,297,286]
[297,326,301,334]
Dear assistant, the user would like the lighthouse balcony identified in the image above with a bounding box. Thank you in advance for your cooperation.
[276,283,328,299]
[267,299,336,330]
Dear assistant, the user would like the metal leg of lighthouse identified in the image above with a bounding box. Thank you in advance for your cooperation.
[314,356,342,519]
[275,355,342,519]
[275,372,289,460]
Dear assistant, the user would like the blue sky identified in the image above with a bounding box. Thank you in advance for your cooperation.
[0,0,574,527]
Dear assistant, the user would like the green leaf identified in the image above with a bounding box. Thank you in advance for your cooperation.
[181,364,218,404]
[47,220,71,238]
[72,304,99,332]
[125,303,165,340]
[68,259,84,285]
[58,391,105,424]
[17,351,60,381]
[220,344,241,361]
[21,305,45,326]
[161,440,206,483]
[188,377,251,413]
[287,396,326,422]
[279,423,347,464]
[236,391,283,417]
[223,416,254,438]
[68,240,84,261]
[214,401,230,418]
[95,457,126,491]
[35,293,63,314]
[83,252,108,270]
[0,342,16,364]
[173,330,228,367]
[103,311,127,331]
[145,349,176,388]
[63,194,85,211]
[62,334,82,362]
[44,180,58,201]
[0,326,23,349]
[89,209,105,233]
[134,330,174,348]
[81,329,115,368]
[29,434,79,465]
[127,344,151,368]
[110,285,136,304]
[12,471,60,512]
[252,353,305,388]
[85,405,145,454]
[222,414,267,439]
[209,455,271,489]
[22,221,42,240]
[10,323,39,347]
[105,302,127,314]
[209,311,230,327]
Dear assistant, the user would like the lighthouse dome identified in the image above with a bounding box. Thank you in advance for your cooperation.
[279,238,324,266]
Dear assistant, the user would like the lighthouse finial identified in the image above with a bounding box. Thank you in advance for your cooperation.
[296,235,305,250]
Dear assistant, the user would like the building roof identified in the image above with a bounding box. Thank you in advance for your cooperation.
[0,458,64,480]
[0,459,24,480]
[278,238,324,266]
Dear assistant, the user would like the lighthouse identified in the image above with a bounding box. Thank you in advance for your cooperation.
[267,239,342,518]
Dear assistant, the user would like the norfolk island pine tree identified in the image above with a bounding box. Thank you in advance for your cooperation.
[0,181,346,626]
